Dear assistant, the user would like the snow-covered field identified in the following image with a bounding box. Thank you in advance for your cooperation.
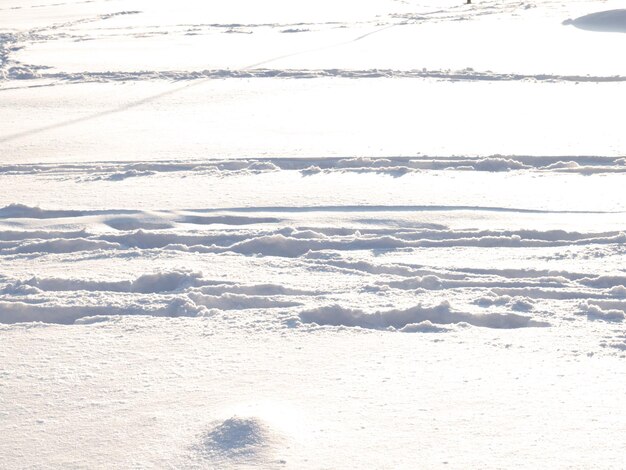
[1,0,626,468]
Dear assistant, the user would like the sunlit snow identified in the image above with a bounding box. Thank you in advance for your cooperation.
[1,0,625,468]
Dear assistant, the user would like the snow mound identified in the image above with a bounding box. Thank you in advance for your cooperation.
[196,283,314,296]
[580,275,626,288]
[472,157,529,172]
[476,294,534,312]
[11,270,204,294]
[608,285,626,298]
[0,203,88,219]
[4,156,626,181]
[197,417,274,462]
[0,296,208,324]
[398,320,450,333]
[563,10,626,33]
[299,301,549,331]
[183,215,281,226]
[5,237,121,255]
[104,217,172,231]
[189,292,302,310]
[104,170,156,181]
[579,302,625,322]
[7,68,626,84]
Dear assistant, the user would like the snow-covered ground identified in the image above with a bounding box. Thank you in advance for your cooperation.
[1,0,625,468]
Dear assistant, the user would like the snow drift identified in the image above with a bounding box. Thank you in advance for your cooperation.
[299,301,549,330]
[564,10,626,33]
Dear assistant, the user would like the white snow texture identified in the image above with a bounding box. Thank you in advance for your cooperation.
[1,0,626,469]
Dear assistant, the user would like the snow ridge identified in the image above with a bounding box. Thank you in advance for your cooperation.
[1,223,625,257]
[2,156,626,179]
[4,67,625,84]
[299,301,549,330]
[1,209,623,343]
[0,268,316,324]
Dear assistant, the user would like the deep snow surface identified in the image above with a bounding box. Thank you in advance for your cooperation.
[1,0,626,468]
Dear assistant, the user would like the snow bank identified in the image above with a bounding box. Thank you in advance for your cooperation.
[2,219,624,259]
[0,203,88,219]
[1,271,281,295]
[475,295,535,312]
[305,256,420,277]
[564,10,626,33]
[196,283,314,296]
[0,290,301,324]
[3,155,626,182]
[182,215,281,226]
[18,270,205,294]
[398,320,450,333]
[0,229,88,241]
[215,229,626,257]
[189,292,301,310]
[0,297,208,324]
[0,269,310,323]
[384,275,444,290]
[472,157,529,172]
[490,287,600,301]
[104,217,173,231]
[580,275,626,288]
[104,170,156,181]
[381,273,570,292]
[299,301,549,330]
[608,286,626,298]
[4,237,121,255]
[579,302,625,321]
[6,67,626,84]
[153,225,616,258]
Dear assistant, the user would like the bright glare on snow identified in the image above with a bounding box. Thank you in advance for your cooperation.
[1,0,626,468]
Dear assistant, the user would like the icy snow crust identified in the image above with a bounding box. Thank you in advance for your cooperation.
[1,0,626,468]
